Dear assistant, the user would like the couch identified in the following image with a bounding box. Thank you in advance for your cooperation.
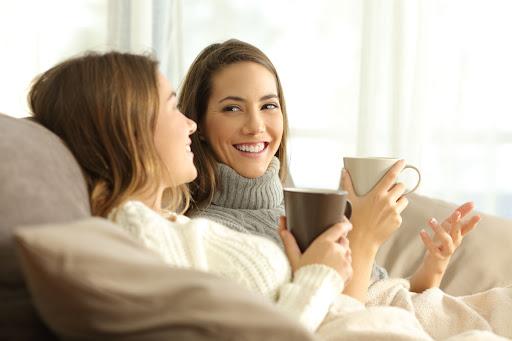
[2,112,512,340]
[0,113,314,340]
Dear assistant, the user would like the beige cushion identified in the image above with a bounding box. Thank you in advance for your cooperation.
[0,113,90,339]
[14,217,314,341]
[376,193,512,296]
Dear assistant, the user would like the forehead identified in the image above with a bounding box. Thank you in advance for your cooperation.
[210,62,278,98]
[157,72,175,93]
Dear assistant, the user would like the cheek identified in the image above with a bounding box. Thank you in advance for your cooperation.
[205,117,235,147]
[268,114,284,143]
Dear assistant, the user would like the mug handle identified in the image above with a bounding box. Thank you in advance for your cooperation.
[402,165,421,195]
[344,200,352,220]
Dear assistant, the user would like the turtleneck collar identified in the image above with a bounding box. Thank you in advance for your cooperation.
[212,157,283,210]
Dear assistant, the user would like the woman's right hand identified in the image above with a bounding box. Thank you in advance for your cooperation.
[340,160,409,250]
[278,216,353,283]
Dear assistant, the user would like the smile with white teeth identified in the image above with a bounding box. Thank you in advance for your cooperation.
[234,142,267,153]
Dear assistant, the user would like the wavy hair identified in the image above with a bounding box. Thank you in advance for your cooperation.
[29,51,190,216]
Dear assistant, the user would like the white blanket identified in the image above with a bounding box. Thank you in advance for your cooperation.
[315,279,512,340]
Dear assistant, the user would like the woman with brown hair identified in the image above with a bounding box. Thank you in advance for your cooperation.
[178,39,290,247]
[28,51,353,334]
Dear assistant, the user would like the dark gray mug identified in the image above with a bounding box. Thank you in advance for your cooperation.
[283,187,352,252]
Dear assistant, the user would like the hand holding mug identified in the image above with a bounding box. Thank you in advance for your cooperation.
[340,159,410,249]
[278,217,353,283]
[283,188,352,252]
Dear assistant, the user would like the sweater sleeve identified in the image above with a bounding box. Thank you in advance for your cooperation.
[276,264,345,332]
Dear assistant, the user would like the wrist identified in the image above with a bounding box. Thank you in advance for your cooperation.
[422,255,450,274]
[348,231,380,256]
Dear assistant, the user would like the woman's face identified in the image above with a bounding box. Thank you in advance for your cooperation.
[204,62,284,178]
[154,72,197,186]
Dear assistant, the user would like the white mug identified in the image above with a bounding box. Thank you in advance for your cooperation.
[341,157,421,196]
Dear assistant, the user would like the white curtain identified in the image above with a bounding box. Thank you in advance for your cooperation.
[0,0,183,117]
[356,0,512,217]
[106,0,184,87]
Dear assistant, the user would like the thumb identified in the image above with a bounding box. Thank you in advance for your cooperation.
[341,169,356,198]
[279,216,301,271]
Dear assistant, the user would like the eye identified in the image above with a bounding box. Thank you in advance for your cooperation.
[222,105,241,112]
[261,103,279,110]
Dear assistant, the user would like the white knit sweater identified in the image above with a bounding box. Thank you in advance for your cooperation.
[109,200,344,332]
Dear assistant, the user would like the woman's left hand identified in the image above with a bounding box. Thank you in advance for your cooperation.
[421,202,481,264]
[410,202,481,292]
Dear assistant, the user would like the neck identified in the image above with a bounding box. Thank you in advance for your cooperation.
[212,157,283,210]
[139,185,165,213]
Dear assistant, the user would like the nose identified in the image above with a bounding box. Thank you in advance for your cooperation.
[242,110,265,135]
[187,117,197,135]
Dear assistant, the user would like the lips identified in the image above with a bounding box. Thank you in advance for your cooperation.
[186,140,193,155]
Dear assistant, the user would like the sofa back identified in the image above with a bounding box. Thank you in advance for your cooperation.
[0,113,90,340]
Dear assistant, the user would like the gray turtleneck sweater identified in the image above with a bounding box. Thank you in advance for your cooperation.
[190,157,284,247]
[190,156,387,282]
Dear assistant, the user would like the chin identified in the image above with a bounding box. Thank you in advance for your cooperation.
[186,169,198,183]
[239,167,267,179]
[235,159,271,178]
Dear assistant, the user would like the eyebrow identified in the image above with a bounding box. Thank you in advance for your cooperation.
[168,91,177,100]
[218,94,278,103]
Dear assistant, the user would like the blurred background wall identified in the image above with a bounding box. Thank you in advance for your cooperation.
[2,0,512,218]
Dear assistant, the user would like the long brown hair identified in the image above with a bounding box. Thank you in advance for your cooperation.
[29,51,190,217]
[178,39,289,210]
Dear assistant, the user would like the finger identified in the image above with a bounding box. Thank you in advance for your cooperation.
[438,212,454,233]
[341,169,356,197]
[388,182,406,201]
[428,218,452,246]
[319,221,348,242]
[279,218,301,271]
[449,209,462,224]
[454,202,475,219]
[448,211,462,239]
[278,216,286,233]
[460,215,481,236]
[420,229,439,255]
[374,160,406,193]
[345,248,352,264]
[395,195,409,213]
[340,217,353,237]
[338,235,349,248]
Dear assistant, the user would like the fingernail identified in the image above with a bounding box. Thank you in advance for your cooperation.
[430,218,437,224]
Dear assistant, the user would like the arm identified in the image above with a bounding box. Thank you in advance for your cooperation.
[277,217,353,332]
[409,202,481,293]
[276,264,345,332]
[340,161,409,302]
